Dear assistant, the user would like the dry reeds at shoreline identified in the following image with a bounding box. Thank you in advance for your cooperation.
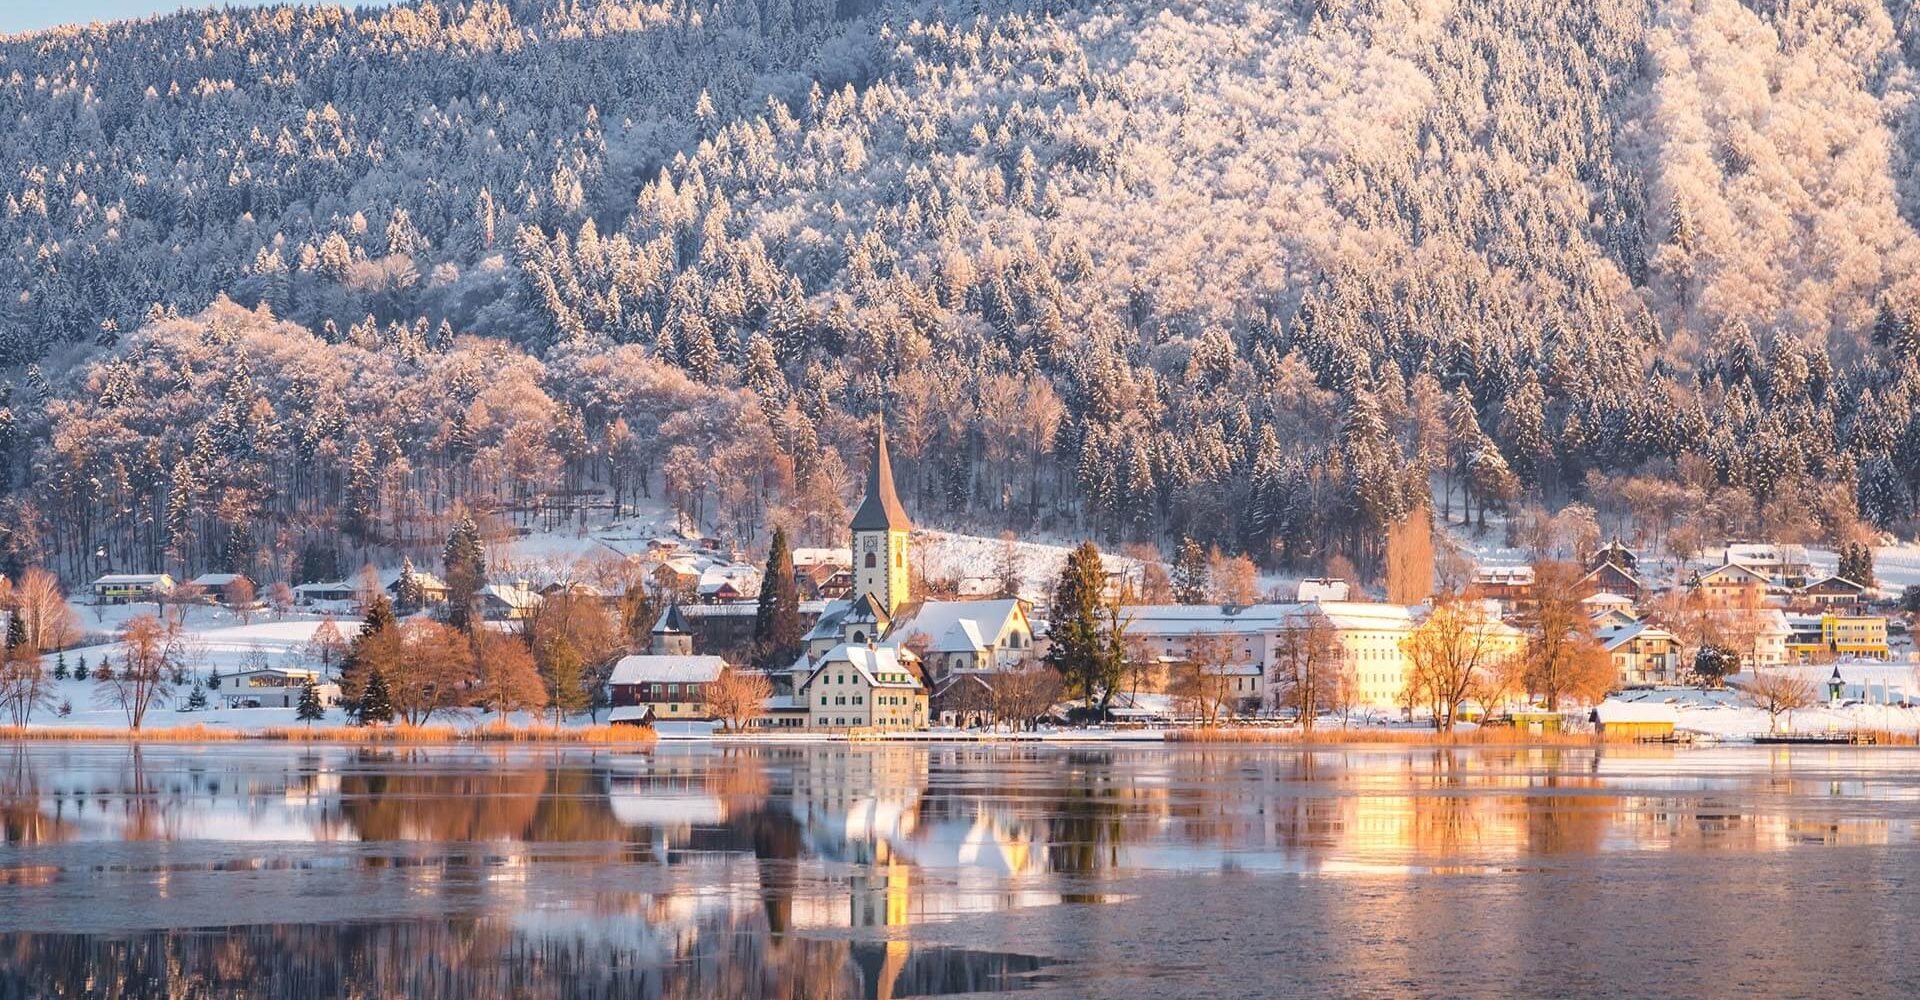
[1166,727,1643,746]
[0,723,659,745]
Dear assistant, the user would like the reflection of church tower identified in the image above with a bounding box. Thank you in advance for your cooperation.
[650,604,693,655]
[851,419,912,615]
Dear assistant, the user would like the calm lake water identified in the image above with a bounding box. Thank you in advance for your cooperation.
[4,742,1920,998]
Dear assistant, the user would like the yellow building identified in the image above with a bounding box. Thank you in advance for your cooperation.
[1786,614,1889,662]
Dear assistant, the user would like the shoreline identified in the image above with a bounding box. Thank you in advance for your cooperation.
[9,724,1915,748]
[1,723,660,745]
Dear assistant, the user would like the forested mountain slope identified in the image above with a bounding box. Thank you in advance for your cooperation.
[1,0,1919,581]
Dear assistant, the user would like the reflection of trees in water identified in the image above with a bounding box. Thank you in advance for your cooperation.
[0,918,1048,999]
[0,746,68,845]
[1046,751,1129,876]
[337,751,633,845]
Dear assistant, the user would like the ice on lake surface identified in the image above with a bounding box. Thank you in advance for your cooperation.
[6,742,1920,997]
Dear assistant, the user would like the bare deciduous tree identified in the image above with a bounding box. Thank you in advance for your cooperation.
[1271,609,1343,731]
[103,614,173,730]
[1739,670,1816,734]
[1402,596,1509,732]
[706,668,773,731]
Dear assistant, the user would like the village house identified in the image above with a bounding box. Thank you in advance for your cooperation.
[695,563,759,603]
[1467,565,1536,612]
[1795,575,1870,611]
[1582,591,1638,621]
[606,606,730,724]
[219,667,340,710]
[479,581,541,621]
[1577,542,1644,601]
[885,599,1034,679]
[90,573,175,605]
[1597,621,1681,686]
[1723,543,1810,587]
[1688,563,1774,604]
[791,547,854,600]
[799,642,928,731]
[187,572,255,605]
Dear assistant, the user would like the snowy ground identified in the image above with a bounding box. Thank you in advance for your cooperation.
[28,608,347,731]
[1611,662,1920,739]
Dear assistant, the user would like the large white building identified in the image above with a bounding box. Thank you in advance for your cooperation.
[1116,601,1435,712]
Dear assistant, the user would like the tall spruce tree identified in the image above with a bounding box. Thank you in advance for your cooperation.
[1171,536,1208,604]
[1045,541,1123,712]
[357,669,395,725]
[443,517,487,632]
[752,527,803,668]
[296,680,325,725]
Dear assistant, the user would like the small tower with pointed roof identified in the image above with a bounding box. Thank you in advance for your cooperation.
[851,418,912,615]
[650,603,694,656]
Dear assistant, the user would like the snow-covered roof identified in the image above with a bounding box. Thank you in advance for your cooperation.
[805,643,923,690]
[482,583,539,609]
[188,573,249,588]
[1314,601,1417,631]
[607,705,652,723]
[1695,563,1771,585]
[607,655,728,686]
[1120,603,1298,636]
[1582,591,1635,606]
[696,563,759,595]
[1597,622,1676,650]
[1724,543,1784,565]
[1594,700,1679,725]
[1295,578,1350,601]
[93,573,172,586]
[1120,600,1416,636]
[1472,565,1535,586]
[790,547,850,568]
[886,599,1023,653]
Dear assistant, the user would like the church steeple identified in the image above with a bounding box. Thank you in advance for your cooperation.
[851,420,911,533]
[851,417,911,614]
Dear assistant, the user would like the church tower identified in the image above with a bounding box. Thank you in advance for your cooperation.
[850,419,912,615]
[650,604,694,656]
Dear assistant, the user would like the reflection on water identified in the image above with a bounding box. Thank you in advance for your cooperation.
[3,742,1920,996]
[0,921,1052,999]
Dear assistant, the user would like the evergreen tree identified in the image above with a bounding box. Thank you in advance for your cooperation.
[356,669,395,725]
[752,527,804,668]
[1044,541,1123,712]
[52,652,68,681]
[1171,536,1208,604]
[1839,542,1876,587]
[206,667,222,690]
[296,679,325,725]
[395,556,423,613]
[185,682,208,711]
[4,613,24,650]
[443,517,487,632]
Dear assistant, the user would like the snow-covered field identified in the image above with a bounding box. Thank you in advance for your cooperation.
[26,609,350,731]
[1612,662,1920,739]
